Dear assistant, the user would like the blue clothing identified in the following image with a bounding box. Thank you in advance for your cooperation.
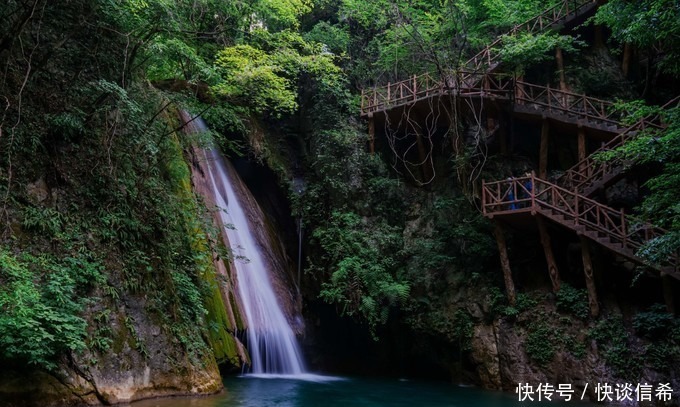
[508,188,517,210]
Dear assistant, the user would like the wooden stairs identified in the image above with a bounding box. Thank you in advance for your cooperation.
[482,174,679,279]
[557,96,680,196]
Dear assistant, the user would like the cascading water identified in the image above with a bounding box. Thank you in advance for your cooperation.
[188,117,307,376]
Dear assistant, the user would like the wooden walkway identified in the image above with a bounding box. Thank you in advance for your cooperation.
[360,70,635,132]
[360,0,679,283]
[482,174,679,279]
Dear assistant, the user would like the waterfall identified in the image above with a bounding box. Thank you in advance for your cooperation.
[185,116,306,376]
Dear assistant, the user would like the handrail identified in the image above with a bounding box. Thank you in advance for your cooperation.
[360,71,515,115]
[482,175,677,272]
[515,81,635,126]
[557,96,680,195]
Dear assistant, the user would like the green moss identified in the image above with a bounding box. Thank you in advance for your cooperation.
[165,129,243,366]
[111,314,129,354]
[205,287,241,364]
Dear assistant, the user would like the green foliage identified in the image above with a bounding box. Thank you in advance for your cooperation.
[479,0,561,29]
[499,32,582,73]
[213,32,343,118]
[304,21,350,55]
[451,309,474,351]
[589,316,641,379]
[555,283,589,320]
[525,321,556,365]
[21,206,64,237]
[632,304,680,371]
[0,249,103,370]
[633,304,675,339]
[488,287,537,318]
[605,105,680,264]
[595,0,680,75]
[314,211,409,334]
[560,333,586,359]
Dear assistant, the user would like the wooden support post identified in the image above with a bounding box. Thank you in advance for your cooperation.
[516,75,525,105]
[537,217,561,293]
[368,113,375,155]
[662,275,675,314]
[577,126,586,171]
[494,221,516,306]
[579,237,599,317]
[540,118,549,179]
[622,42,632,77]
[555,47,567,93]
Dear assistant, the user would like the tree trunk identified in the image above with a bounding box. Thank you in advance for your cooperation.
[580,237,599,317]
[555,47,568,93]
[578,127,586,172]
[622,42,632,77]
[537,217,560,293]
[494,222,516,306]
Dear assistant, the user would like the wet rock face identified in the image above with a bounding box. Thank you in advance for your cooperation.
[466,298,680,406]
[470,322,502,390]
[0,291,223,407]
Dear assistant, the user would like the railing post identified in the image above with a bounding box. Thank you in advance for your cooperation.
[413,75,417,102]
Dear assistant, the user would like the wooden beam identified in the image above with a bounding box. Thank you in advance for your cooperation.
[537,217,560,293]
[493,221,516,306]
[368,113,375,155]
[579,237,600,317]
[539,118,549,179]
[662,275,675,315]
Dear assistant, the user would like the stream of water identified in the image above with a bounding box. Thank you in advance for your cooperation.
[202,144,306,375]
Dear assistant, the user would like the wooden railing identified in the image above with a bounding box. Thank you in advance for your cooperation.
[558,96,680,195]
[482,174,678,275]
[360,0,598,116]
[360,71,515,116]
[515,81,635,127]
